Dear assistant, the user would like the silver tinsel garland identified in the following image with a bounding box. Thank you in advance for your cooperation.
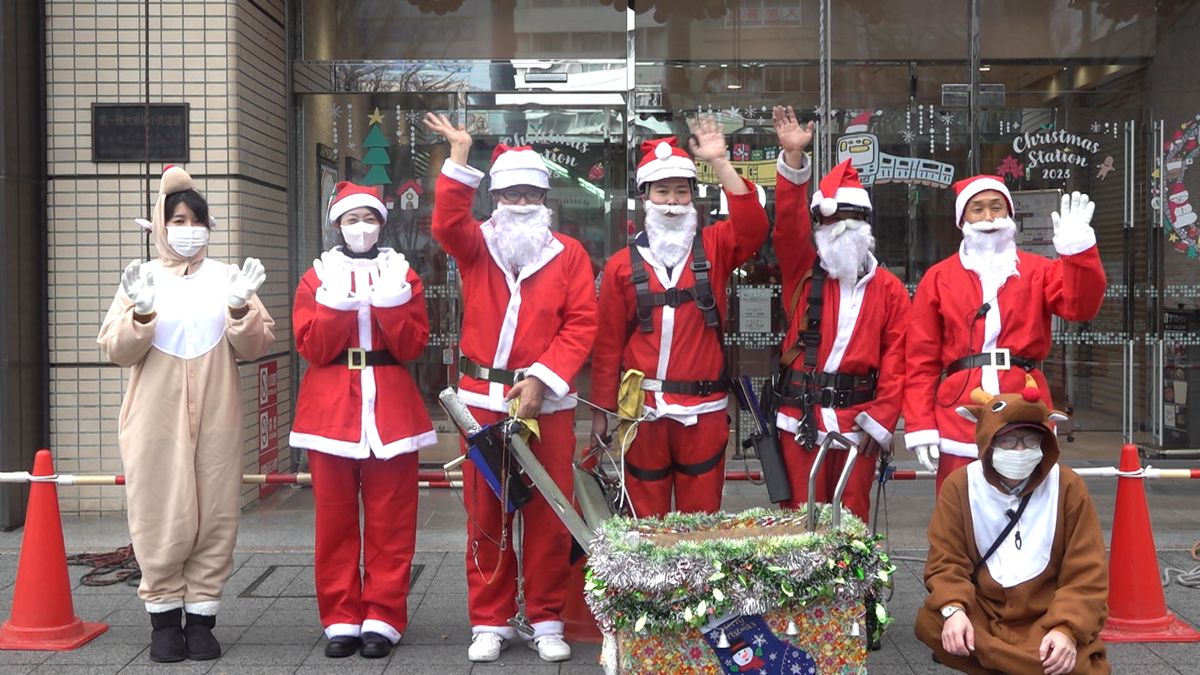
[584,506,893,634]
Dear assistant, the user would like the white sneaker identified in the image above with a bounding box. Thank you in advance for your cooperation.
[528,634,572,662]
[467,632,507,662]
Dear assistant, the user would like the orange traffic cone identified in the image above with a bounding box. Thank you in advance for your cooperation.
[562,557,602,643]
[1101,444,1200,643]
[0,450,107,650]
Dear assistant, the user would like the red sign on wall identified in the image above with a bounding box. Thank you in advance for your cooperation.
[257,361,279,498]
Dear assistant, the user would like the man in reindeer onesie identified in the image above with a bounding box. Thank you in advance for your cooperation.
[915,377,1109,674]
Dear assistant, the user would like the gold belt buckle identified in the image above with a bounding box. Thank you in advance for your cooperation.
[347,347,367,370]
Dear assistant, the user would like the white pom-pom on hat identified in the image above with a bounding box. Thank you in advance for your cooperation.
[820,198,838,217]
[654,141,673,160]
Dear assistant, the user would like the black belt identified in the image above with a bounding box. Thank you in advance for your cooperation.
[338,348,400,370]
[459,355,525,386]
[640,377,730,396]
[946,350,1040,375]
[778,370,877,409]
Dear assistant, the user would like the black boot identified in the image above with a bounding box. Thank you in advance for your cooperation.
[325,635,361,658]
[359,631,393,658]
[149,609,187,663]
[183,612,222,660]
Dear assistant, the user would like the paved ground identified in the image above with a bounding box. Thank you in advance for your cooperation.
[0,452,1197,673]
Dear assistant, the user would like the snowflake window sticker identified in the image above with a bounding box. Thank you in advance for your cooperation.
[1154,113,1200,260]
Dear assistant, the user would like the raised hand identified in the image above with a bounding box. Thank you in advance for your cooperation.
[772,105,815,155]
[228,257,266,309]
[422,112,472,165]
[687,114,729,163]
[375,250,411,295]
[121,260,156,315]
[1050,191,1095,234]
[314,251,353,300]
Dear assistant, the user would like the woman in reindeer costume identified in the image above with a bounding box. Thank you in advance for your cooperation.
[915,376,1109,674]
[98,166,275,662]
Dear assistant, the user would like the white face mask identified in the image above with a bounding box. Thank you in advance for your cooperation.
[341,221,381,253]
[990,447,1043,481]
[166,225,209,258]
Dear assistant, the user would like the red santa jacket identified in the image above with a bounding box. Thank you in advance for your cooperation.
[432,159,598,415]
[903,243,1106,459]
[772,154,910,448]
[290,249,437,459]
[592,179,768,423]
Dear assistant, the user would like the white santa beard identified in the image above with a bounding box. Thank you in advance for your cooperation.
[814,220,874,281]
[960,217,1019,282]
[490,204,554,272]
[643,203,698,268]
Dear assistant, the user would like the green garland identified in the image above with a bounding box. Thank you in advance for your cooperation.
[584,507,895,639]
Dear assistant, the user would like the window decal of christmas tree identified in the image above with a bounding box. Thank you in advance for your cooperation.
[362,107,391,186]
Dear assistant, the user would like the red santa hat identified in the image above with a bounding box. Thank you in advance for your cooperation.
[328,181,387,225]
[489,144,550,191]
[845,110,872,133]
[1169,182,1189,200]
[953,174,1014,227]
[810,159,872,218]
[636,137,697,191]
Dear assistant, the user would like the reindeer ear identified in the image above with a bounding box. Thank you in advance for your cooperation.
[956,405,980,423]
[1048,412,1069,423]
[969,388,993,405]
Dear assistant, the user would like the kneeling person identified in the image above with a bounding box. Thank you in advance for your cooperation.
[915,378,1109,674]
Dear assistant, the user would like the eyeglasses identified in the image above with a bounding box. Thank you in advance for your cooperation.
[496,188,547,204]
[993,432,1044,450]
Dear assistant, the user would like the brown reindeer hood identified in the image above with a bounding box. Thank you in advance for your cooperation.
[956,374,1069,494]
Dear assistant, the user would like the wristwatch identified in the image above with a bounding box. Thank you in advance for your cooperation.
[940,605,963,620]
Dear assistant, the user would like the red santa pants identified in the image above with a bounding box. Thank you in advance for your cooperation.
[462,407,575,638]
[936,453,975,494]
[309,450,419,642]
[778,432,876,522]
[624,411,729,517]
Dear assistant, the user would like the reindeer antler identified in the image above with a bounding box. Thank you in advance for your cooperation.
[969,387,993,405]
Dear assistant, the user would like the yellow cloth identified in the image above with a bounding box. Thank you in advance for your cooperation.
[507,398,541,442]
[614,369,646,456]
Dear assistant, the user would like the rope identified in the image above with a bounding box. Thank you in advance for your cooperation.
[1162,540,1200,589]
[66,544,140,587]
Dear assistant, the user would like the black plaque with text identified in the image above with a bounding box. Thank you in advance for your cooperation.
[91,103,189,163]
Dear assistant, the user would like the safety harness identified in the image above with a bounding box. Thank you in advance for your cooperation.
[775,261,878,447]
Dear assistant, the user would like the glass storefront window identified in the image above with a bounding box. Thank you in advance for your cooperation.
[294,1,1200,458]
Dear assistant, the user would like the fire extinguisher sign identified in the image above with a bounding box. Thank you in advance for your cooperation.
[257,361,279,497]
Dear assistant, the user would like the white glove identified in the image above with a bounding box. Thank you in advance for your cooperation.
[228,257,266,309]
[121,260,155,315]
[1051,191,1095,235]
[313,251,354,299]
[915,443,939,472]
[374,251,411,296]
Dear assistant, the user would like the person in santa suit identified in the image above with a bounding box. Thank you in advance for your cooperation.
[770,106,910,522]
[591,115,769,517]
[916,378,1109,674]
[98,166,275,662]
[290,181,436,659]
[904,177,1106,493]
[423,113,598,664]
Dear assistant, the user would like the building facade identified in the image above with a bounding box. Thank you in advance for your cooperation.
[1,0,1197,522]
